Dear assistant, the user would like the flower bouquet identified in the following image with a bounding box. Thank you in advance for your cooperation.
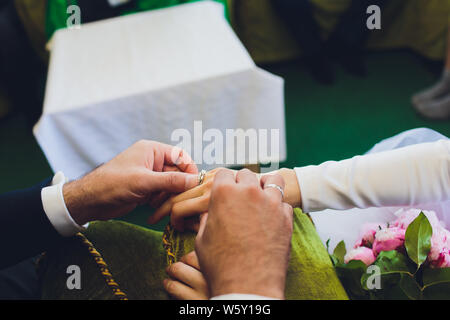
[329,209,450,299]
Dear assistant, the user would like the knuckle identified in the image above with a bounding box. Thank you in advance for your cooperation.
[239,168,252,175]
[214,181,234,194]
[183,253,195,266]
[135,139,150,148]
[165,280,175,293]
[166,173,181,187]
[215,168,229,175]
[243,183,260,196]
[169,262,182,275]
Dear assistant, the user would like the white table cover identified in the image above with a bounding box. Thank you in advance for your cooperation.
[34,1,286,179]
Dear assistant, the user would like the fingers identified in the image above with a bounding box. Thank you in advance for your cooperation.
[152,146,165,172]
[170,195,210,231]
[165,259,209,300]
[260,173,286,202]
[148,191,170,209]
[147,171,198,194]
[163,278,206,300]
[212,168,236,187]
[162,165,180,172]
[166,262,207,291]
[184,216,201,233]
[180,251,201,270]
[160,143,198,174]
[235,168,259,186]
[148,184,206,224]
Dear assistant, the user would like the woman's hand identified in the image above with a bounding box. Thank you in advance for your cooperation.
[148,168,301,232]
[148,168,226,231]
[164,251,210,300]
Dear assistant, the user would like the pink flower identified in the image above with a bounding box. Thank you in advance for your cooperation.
[431,250,450,268]
[392,208,442,230]
[428,227,450,268]
[354,222,386,248]
[372,227,405,256]
[393,208,450,268]
[344,247,376,266]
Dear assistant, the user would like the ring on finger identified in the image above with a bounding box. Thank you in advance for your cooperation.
[198,170,207,186]
[264,183,284,200]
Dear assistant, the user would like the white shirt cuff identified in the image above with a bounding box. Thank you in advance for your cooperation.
[41,171,88,237]
[211,294,278,300]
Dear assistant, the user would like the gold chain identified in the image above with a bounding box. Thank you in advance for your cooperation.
[75,232,128,300]
[162,224,176,266]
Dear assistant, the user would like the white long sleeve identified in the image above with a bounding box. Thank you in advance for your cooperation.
[295,139,450,212]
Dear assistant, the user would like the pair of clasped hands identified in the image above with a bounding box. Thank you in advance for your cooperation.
[64,141,294,299]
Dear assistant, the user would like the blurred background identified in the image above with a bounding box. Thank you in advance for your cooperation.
[0,0,449,228]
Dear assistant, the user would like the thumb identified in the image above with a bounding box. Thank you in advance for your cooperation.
[145,171,198,194]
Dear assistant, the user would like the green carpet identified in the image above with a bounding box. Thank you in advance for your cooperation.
[0,50,448,229]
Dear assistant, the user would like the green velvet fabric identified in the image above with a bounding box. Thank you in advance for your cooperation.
[39,208,348,300]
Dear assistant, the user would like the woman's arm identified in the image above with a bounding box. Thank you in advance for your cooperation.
[150,140,449,230]
[295,139,450,212]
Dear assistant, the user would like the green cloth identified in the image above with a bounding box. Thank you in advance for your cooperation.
[45,0,229,40]
[39,208,348,300]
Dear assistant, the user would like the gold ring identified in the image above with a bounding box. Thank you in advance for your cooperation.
[198,170,207,185]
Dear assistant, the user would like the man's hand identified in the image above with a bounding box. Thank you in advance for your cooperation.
[195,169,293,299]
[63,140,198,225]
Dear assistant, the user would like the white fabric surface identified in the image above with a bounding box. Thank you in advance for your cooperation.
[34,1,286,179]
[297,128,450,250]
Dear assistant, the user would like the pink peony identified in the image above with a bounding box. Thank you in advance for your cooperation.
[428,227,450,268]
[431,250,450,268]
[393,208,450,268]
[392,208,442,230]
[344,246,377,266]
[372,227,405,256]
[354,222,386,248]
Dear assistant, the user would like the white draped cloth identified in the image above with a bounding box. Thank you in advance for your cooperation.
[34,1,286,180]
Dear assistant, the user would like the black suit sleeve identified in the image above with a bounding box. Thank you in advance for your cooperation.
[0,179,65,269]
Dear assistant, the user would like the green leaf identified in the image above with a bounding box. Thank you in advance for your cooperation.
[329,254,339,266]
[374,250,412,273]
[361,250,418,299]
[422,267,450,299]
[405,212,432,267]
[333,240,346,264]
[335,260,368,299]
[398,273,422,300]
